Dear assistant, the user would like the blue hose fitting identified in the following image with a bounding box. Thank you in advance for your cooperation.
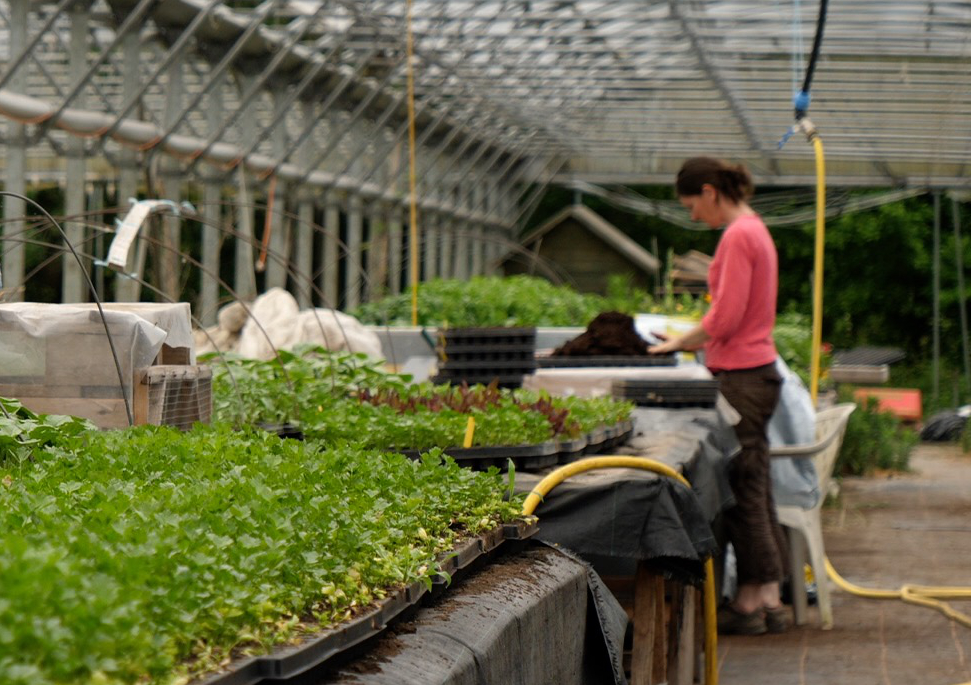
[794,90,812,117]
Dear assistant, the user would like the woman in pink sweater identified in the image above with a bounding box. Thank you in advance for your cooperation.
[650,157,788,635]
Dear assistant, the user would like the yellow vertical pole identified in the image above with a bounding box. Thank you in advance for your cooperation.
[809,134,826,404]
[405,0,420,326]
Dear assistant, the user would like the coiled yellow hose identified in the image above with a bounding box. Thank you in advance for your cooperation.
[825,558,971,629]
[521,456,719,685]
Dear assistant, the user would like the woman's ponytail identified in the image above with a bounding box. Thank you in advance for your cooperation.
[676,157,754,202]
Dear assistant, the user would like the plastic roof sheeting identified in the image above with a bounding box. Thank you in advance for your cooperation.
[0,0,969,190]
[366,0,971,187]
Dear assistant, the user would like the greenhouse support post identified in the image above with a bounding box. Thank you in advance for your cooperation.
[954,196,971,393]
[933,191,941,405]
[62,1,89,304]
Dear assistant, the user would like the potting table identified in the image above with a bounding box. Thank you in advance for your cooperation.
[514,406,738,685]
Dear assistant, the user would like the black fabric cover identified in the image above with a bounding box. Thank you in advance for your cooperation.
[516,408,738,585]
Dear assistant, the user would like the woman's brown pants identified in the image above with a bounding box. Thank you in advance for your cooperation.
[716,362,787,585]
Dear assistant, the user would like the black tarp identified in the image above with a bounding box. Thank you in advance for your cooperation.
[317,545,630,685]
[515,408,738,585]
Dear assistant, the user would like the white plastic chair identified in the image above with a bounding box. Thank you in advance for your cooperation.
[771,402,856,629]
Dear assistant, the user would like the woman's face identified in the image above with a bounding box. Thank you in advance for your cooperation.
[679,184,723,228]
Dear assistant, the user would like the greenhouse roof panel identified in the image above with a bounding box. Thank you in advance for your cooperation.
[350,0,971,186]
[0,0,968,187]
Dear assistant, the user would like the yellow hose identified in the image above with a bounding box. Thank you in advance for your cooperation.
[521,456,719,685]
[825,558,971,629]
[803,124,971,685]
[808,130,825,406]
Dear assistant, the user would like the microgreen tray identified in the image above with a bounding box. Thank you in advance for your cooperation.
[194,520,537,685]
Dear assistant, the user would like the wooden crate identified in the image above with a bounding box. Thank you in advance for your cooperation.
[134,365,212,430]
[0,304,203,429]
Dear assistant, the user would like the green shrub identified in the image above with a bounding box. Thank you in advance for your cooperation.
[836,391,917,476]
[773,310,832,388]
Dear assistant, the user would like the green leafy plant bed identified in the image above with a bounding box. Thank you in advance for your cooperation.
[351,276,607,328]
[197,519,537,685]
[202,347,411,429]
[256,422,304,440]
[0,409,527,685]
[350,275,708,328]
[204,347,635,462]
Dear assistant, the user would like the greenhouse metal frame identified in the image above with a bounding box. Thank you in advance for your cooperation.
[0,0,968,318]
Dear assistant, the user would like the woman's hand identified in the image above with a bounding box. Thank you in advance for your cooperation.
[648,322,711,355]
[649,338,681,355]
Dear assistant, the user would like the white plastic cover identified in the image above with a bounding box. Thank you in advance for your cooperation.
[0,303,168,411]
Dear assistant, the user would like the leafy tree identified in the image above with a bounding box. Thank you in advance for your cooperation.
[774,197,937,355]
[531,188,971,365]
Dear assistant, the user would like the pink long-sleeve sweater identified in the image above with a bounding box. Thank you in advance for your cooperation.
[701,214,778,371]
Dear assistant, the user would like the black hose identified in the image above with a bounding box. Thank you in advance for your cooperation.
[796,0,829,118]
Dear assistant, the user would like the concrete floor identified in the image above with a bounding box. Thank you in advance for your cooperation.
[718,443,971,685]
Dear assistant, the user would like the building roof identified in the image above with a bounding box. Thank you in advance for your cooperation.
[519,204,661,274]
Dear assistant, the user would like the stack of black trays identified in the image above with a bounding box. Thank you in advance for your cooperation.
[612,378,720,408]
[432,327,537,389]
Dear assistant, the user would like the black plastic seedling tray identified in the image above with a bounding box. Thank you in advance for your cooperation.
[441,343,537,357]
[584,426,608,454]
[400,441,560,471]
[441,327,536,344]
[556,437,588,463]
[195,520,538,685]
[582,419,634,454]
[437,359,538,372]
[602,420,635,450]
[612,379,720,408]
[430,373,528,389]
[536,355,676,368]
[257,423,305,441]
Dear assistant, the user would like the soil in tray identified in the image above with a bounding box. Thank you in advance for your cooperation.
[551,311,651,356]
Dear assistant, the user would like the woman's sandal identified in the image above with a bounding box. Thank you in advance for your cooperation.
[764,605,792,633]
[717,604,767,635]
